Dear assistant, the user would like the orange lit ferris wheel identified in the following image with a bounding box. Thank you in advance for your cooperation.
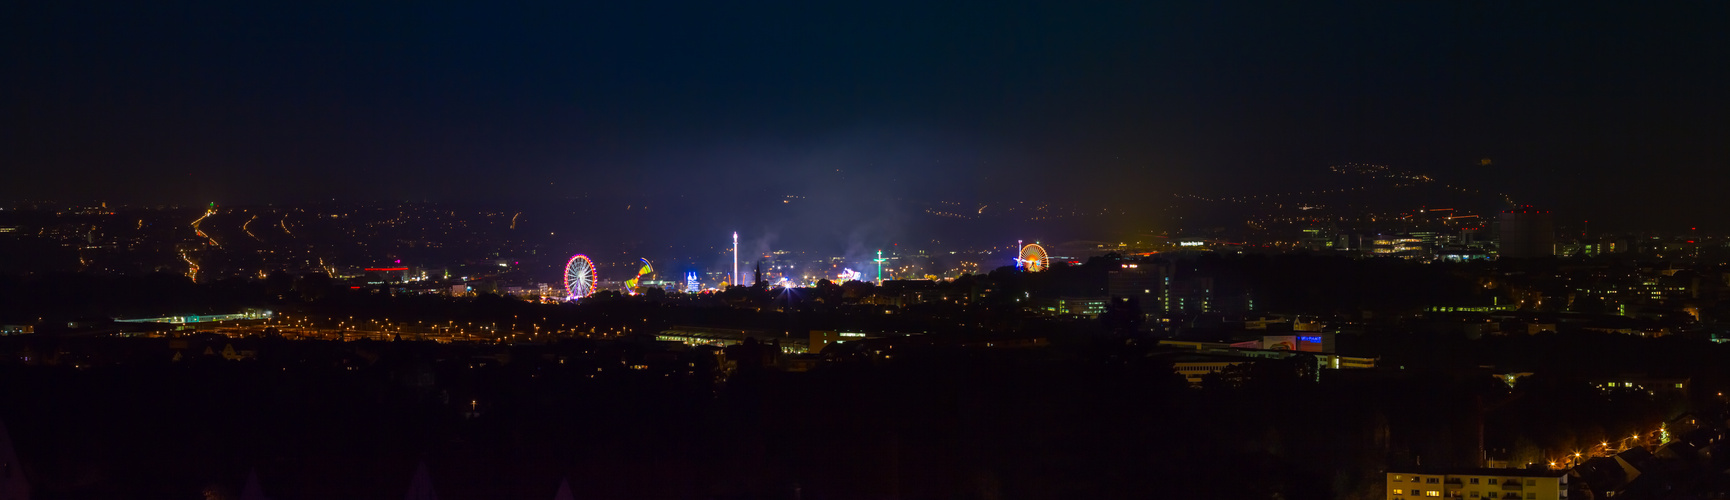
[1019,243,1050,272]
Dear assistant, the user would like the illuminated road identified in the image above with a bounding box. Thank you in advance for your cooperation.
[191,207,219,247]
[180,250,199,283]
[280,213,295,237]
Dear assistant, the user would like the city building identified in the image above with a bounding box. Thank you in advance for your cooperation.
[809,330,867,354]
[1385,469,1569,500]
[1242,315,1325,332]
[1628,273,1698,305]
[1499,208,1556,259]
[1157,336,1377,378]
[657,326,809,353]
[1260,333,1336,353]
[1367,234,1427,258]
[1300,226,1338,251]
[1152,346,1372,385]
[1166,276,1214,314]
[1108,261,1167,321]
[113,310,274,325]
[1159,352,1250,385]
[1036,297,1109,318]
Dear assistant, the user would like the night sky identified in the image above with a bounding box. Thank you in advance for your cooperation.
[8,1,1727,229]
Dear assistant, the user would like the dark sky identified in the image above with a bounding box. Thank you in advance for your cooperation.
[7,1,1727,229]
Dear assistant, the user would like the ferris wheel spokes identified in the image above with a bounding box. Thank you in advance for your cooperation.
[1019,243,1050,272]
[564,254,597,300]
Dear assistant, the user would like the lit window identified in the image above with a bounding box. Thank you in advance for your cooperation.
[1426,491,1441,497]
[1394,489,1405,495]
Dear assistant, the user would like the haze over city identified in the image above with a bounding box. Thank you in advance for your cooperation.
[8,1,1728,231]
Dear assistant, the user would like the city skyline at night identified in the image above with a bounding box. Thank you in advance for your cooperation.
[4,2,1728,499]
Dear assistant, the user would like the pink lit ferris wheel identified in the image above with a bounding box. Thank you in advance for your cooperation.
[564,254,597,300]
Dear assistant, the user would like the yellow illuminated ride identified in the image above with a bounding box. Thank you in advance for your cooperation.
[624,258,654,292]
[1020,243,1049,272]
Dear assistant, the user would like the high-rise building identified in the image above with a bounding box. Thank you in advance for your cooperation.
[1108,260,1167,320]
[1498,207,1555,259]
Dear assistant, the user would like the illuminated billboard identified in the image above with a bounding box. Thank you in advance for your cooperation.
[1261,334,1332,353]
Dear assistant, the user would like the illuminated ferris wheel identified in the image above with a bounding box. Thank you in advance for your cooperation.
[1020,243,1050,272]
[564,254,597,300]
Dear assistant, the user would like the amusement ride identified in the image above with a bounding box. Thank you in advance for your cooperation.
[624,258,654,293]
[563,254,597,300]
[1018,243,1050,272]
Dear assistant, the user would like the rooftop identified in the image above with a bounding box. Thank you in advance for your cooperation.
[1391,468,1570,478]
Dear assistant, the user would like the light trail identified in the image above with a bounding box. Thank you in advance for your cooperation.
[510,212,521,229]
[243,215,261,241]
[280,214,295,237]
[181,250,200,283]
[191,207,219,247]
